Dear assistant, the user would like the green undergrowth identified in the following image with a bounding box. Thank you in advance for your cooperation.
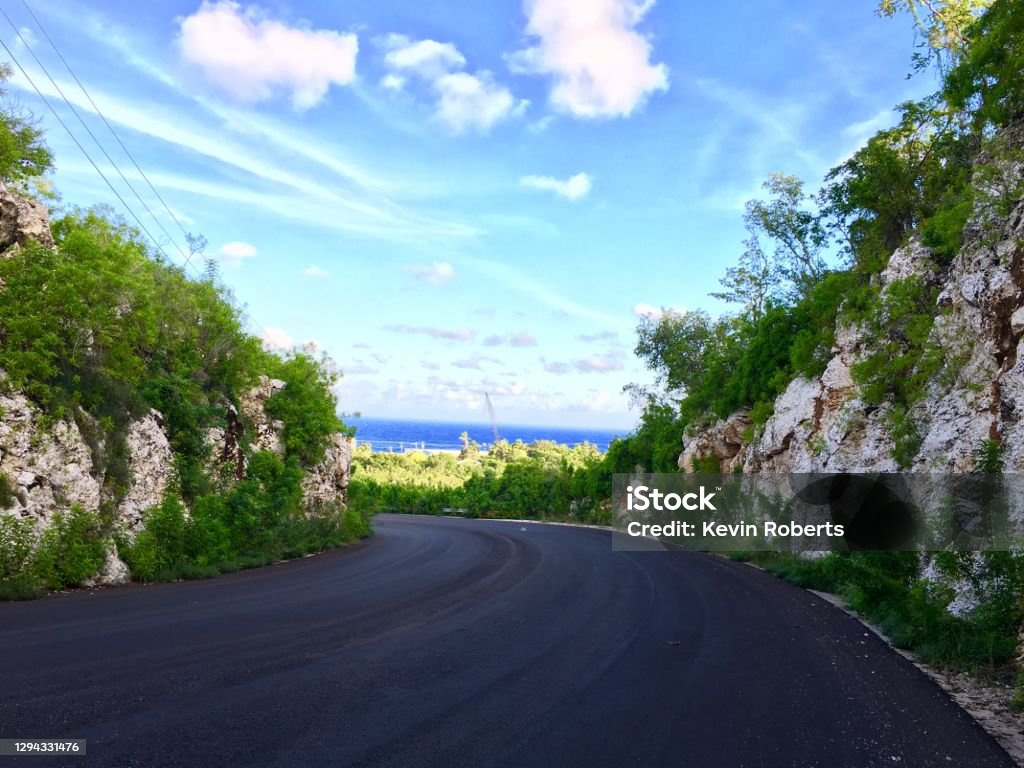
[736,551,1024,694]
[348,439,611,525]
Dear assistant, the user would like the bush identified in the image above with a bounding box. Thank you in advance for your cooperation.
[32,506,107,589]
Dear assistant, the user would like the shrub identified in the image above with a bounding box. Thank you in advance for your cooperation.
[32,506,107,589]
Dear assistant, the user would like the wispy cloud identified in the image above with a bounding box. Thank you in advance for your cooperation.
[8,28,474,242]
[482,331,537,347]
[520,172,592,201]
[405,261,455,285]
[262,326,294,349]
[632,303,684,319]
[462,256,630,330]
[303,265,330,278]
[384,325,475,341]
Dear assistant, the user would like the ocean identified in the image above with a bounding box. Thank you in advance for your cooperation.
[346,417,631,453]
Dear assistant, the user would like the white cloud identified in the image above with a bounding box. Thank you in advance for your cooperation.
[217,240,257,261]
[380,35,526,133]
[383,36,465,79]
[633,303,684,320]
[262,326,294,349]
[405,261,455,285]
[510,331,537,347]
[520,172,592,201]
[434,72,526,133]
[384,325,475,342]
[508,0,668,118]
[178,1,358,110]
[575,353,624,373]
[303,265,330,278]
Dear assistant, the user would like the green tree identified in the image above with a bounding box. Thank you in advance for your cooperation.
[878,0,993,71]
[0,63,53,187]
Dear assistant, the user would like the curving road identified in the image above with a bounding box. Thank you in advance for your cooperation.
[0,514,1014,768]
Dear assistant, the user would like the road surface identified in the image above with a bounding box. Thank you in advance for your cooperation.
[0,514,1014,767]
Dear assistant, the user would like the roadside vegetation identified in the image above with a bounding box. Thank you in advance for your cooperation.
[0,68,367,599]
[349,437,610,523]
[610,0,1024,698]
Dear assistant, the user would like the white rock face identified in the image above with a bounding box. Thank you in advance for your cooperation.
[81,548,132,587]
[303,433,353,508]
[240,376,286,456]
[0,388,100,526]
[0,184,55,253]
[118,410,175,533]
[681,194,1024,477]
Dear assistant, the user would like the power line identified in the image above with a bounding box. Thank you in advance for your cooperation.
[0,37,177,269]
[0,6,195,272]
[19,0,193,247]
[0,14,272,343]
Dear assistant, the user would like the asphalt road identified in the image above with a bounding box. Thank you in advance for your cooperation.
[0,514,1014,768]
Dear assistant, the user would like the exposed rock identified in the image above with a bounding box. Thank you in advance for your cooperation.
[0,184,55,253]
[679,409,751,473]
[1011,305,1024,337]
[81,547,131,588]
[0,387,100,527]
[118,410,174,533]
[880,237,934,287]
[302,433,352,508]
[239,376,286,456]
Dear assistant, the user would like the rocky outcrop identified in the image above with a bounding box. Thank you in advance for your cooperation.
[0,190,352,589]
[118,410,175,532]
[240,376,286,456]
[0,387,101,525]
[0,184,54,253]
[302,433,353,508]
[680,197,1024,475]
[679,409,752,473]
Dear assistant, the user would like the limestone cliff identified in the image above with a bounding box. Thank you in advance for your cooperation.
[680,205,1024,475]
[0,187,352,587]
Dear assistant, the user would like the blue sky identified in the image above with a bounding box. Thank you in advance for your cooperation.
[1,0,933,428]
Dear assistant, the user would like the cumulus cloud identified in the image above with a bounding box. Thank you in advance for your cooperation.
[508,0,668,118]
[384,324,474,342]
[483,334,506,347]
[380,35,526,133]
[405,261,455,285]
[302,265,330,278]
[262,326,293,349]
[520,172,592,200]
[578,330,619,342]
[178,1,358,110]
[216,240,257,261]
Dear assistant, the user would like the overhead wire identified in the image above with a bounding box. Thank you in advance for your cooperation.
[0,9,273,341]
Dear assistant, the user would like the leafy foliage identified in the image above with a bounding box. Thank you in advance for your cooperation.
[0,63,53,187]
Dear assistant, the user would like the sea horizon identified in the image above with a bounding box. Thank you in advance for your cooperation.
[346,416,633,453]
